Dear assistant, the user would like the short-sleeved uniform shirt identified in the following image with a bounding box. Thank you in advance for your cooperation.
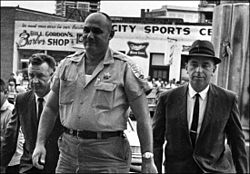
[52,48,149,132]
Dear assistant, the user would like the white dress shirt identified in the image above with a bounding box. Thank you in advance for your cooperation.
[85,74,92,84]
[187,83,209,139]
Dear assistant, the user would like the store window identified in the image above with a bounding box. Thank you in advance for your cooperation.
[18,49,45,79]
[77,2,89,10]
[149,53,169,81]
[17,49,75,79]
[180,54,189,82]
[47,50,74,63]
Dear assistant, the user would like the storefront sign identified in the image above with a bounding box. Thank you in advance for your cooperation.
[112,23,212,40]
[127,41,149,58]
[15,21,212,51]
[15,21,84,51]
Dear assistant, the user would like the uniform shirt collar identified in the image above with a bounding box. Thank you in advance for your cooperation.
[188,83,209,100]
[103,48,115,65]
[82,47,114,65]
[68,51,85,63]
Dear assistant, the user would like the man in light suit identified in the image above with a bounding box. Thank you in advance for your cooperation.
[153,40,248,173]
[1,53,63,173]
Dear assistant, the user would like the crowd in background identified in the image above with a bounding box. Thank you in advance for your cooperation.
[6,71,188,105]
[146,76,187,104]
[147,76,186,90]
[5,72,29,104]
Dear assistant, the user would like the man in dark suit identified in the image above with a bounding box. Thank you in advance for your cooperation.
[153,40,248,173]
[1,53,62,173]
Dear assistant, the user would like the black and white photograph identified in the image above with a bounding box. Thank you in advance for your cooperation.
[1,1,249,173]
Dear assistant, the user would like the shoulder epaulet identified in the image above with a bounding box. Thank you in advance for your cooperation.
[57,50,84,69]
[112,50,145,79]
[127,59,145,79]
[113,50,139,64]
[112,50,128,62]
[65,50,85,59]
[113,51,145,80]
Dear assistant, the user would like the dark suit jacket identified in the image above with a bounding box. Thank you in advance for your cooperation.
[4,90,63,173]
[153,83,248,173]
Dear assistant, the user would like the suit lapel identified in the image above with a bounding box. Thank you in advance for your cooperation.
[197,84,217,140]
[177,84,189,133]
[28,92,38,128]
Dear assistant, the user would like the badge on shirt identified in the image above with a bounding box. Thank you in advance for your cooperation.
[103,72,111,80]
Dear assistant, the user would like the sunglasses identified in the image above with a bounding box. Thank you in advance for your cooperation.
[83,26,103,35]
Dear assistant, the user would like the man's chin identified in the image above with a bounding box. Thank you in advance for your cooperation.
[33,89,43,96]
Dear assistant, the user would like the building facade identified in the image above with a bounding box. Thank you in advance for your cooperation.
[109,20,212,83]
[0,6,76,82]
[55,0,100,21]
[1,5,212,84]
[12,18,211,84]
[143,0,217,24]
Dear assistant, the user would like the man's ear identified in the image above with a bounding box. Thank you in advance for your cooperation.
[213,65,217,73]
[185,63,189,74]
[48,70,54,82]
[109,30,115,39]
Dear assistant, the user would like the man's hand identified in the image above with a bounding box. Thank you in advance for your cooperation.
[32,144,46,170]
[142,158,158,173]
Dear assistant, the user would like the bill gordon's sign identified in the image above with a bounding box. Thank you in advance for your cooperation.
[15,21,85,51]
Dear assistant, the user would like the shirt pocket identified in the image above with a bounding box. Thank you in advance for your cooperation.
[92,82,117,110]
[59,79,76,104]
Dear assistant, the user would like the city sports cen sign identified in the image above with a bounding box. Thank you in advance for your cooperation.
[112,23,212,40]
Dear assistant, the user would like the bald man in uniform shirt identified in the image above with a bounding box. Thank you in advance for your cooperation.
[32,12,157,173]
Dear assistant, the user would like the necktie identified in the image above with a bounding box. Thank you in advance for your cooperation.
[37,97,44,121]
[190,93,200,148]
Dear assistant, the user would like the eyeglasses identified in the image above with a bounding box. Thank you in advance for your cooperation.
[83,26,103,35]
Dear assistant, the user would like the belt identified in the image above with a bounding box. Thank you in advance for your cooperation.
[63,126,123,139]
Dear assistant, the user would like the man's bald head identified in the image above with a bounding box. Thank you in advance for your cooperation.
[85,12,113,32]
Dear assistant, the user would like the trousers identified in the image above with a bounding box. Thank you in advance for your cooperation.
[56,132,131,173]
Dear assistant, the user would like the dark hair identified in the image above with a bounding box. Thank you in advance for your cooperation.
[29,53,56,71]
[0,78,7,94]
[8,78,16,85]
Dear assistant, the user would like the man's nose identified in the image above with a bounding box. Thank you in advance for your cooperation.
[87,31,94,38]
[195,65,203,72]
[32,77,39,83]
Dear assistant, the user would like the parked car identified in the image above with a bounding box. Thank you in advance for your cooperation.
[146,88,157,117]
[125,117,142,173]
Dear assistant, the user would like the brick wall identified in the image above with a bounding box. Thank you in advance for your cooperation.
[1,8,16,82]
[1,7,76,82]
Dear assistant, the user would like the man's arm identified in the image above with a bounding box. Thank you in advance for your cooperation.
[0,107,19,167]
[129,92,157,173]
[152,93,166,173]
[32,90,59,169]
[226,95,249,173]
